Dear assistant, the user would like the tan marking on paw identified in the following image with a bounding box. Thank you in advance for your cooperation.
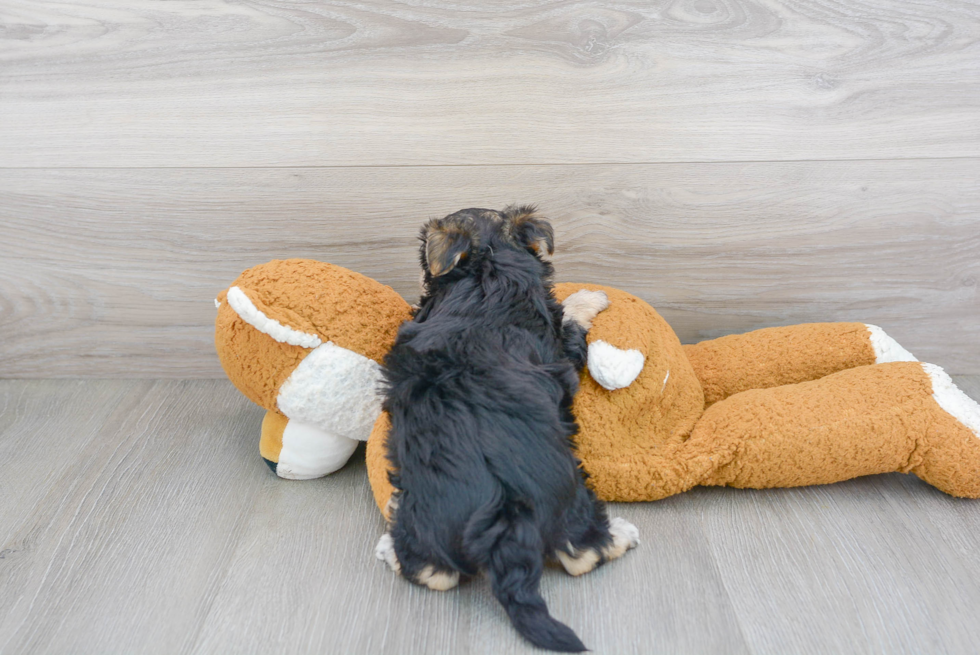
[417,565,460,591]
[557,544,602,577]
[384,495,399,523]
[374,532,401,574]
[562,290,610,330]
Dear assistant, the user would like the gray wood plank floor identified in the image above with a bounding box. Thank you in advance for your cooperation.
[2,378,980,655]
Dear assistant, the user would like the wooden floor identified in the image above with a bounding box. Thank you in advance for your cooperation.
[1,377,979,655]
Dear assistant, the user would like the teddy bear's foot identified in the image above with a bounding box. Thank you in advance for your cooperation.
[260,410,359,480]
[910,364,980,498]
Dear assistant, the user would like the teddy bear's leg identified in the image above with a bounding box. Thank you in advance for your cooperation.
[908,364,980,497]
[683,322,917,407]
[259,409,359,480]
[692,361,980,497]
[580,436,738,502]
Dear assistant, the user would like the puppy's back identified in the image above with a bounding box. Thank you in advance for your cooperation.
[384,319,581,538]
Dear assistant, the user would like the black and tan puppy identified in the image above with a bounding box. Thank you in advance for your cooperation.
[374,206,639,652]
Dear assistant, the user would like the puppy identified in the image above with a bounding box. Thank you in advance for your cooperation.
[375,206,639,652]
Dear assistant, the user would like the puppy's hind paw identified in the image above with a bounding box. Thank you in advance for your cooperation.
[603,517,640,561]
[417,565,460,591]
[375,533,401,574]
[562,289,610,330]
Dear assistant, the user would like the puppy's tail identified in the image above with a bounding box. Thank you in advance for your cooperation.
[467,501,587,653]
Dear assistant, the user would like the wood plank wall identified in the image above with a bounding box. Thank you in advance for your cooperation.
[1,0,978,376]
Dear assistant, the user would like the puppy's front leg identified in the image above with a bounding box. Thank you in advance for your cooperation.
[560,290,609,371]
[562,289,609,331]
[375,494,401,573]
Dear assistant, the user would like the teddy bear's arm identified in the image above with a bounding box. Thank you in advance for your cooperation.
[683,322,916,408]
[555,284,663,391]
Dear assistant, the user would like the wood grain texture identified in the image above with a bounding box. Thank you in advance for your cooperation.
[1,161,977,377]
[1,378,979,654]
[1,0,979,166]
[0,381,133,547]
[0,380,265,655]
[702,477,980,654]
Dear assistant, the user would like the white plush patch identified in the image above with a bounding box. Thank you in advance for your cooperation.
[866,324,917,363]
[225,286,322,349]
[923,363,980,439]
[277,341,384,441]
[275,420,359,480]
[662,370,670,393]
[587,340,645,391]
[214,298,220,309]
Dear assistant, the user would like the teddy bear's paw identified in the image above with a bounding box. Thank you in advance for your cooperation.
[271,420,360,480]
[924,363,980,439]
[866,324,918,363]
[562,289,609,330]
[375,533,401,574]
[605,517,640,558]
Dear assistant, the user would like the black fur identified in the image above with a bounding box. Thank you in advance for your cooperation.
[381,206,618,652]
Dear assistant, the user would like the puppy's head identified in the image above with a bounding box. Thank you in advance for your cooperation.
[419,205,554,282]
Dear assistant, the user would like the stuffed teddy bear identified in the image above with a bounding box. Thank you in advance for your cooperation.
[215,260,980,506]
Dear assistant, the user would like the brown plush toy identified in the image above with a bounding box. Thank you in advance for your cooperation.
[367,283,980,512]
[215,259,412,479]
[214,261,980,506]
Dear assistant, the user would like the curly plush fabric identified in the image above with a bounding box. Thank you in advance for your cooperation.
[215,259,412,412]
[367,412,395,517]
[682,322,878,408]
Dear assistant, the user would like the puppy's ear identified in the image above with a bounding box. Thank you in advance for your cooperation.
[423,219,474,277]
[502,204,554,258]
